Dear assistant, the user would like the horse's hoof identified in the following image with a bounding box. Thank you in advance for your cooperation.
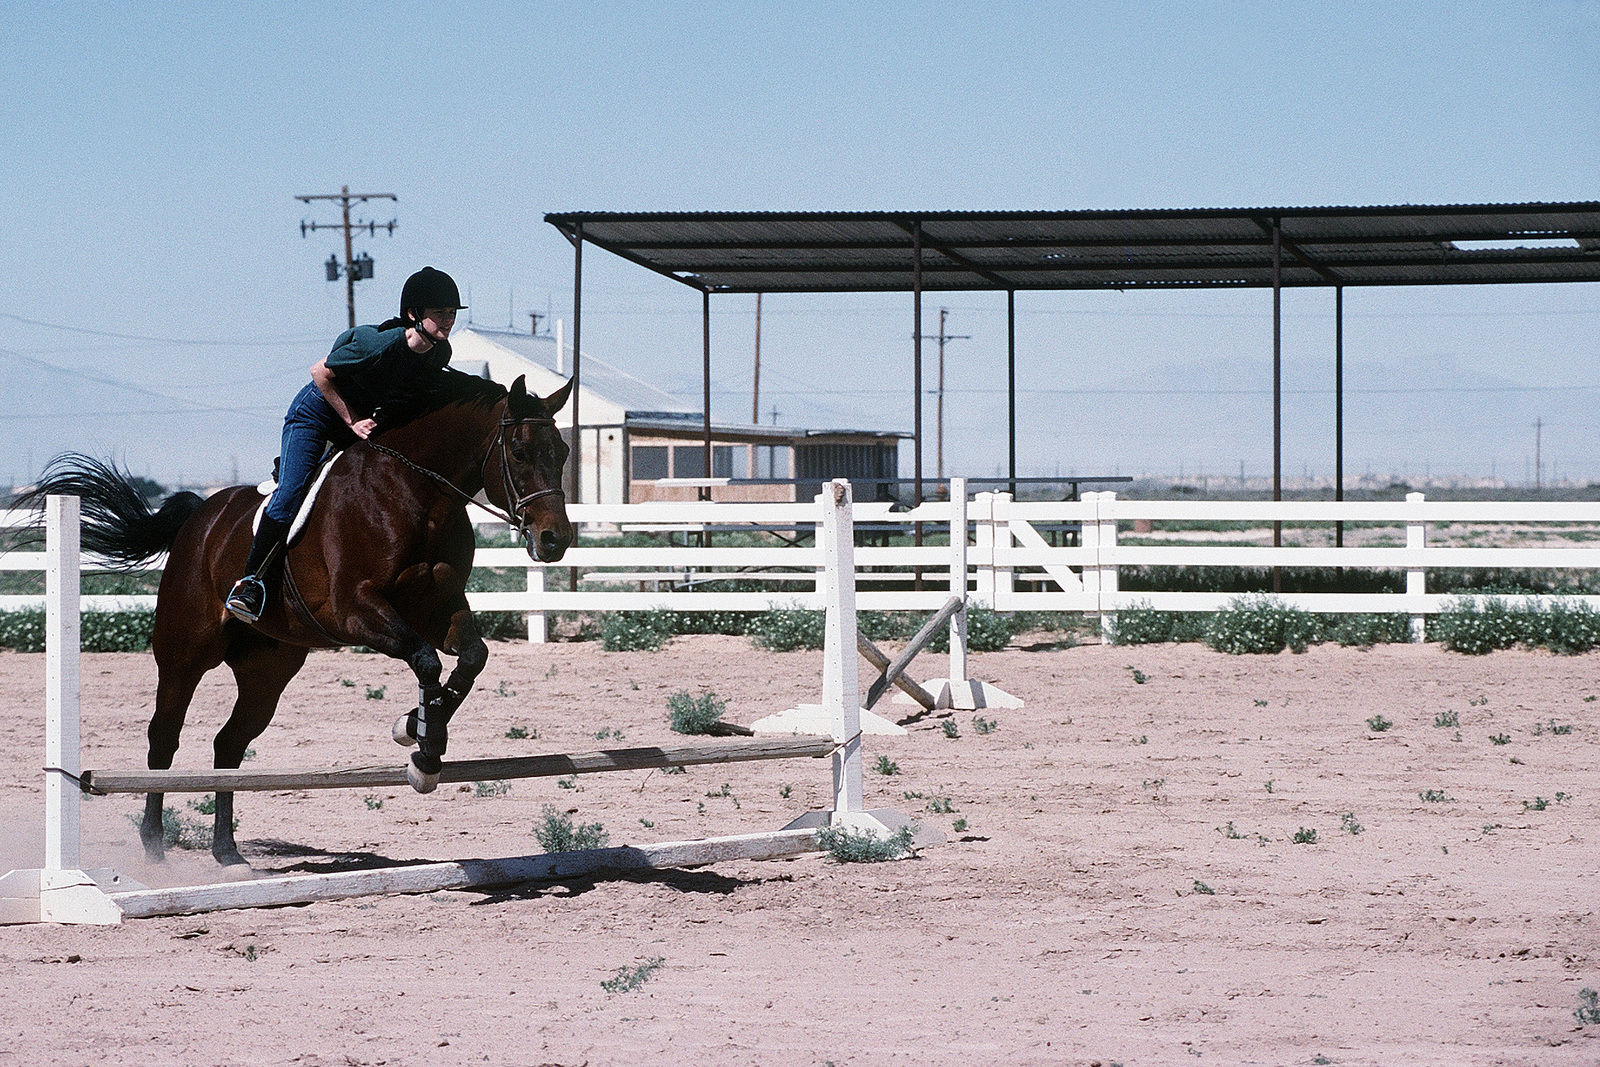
[392,711,418,748]
[406,757,439,794]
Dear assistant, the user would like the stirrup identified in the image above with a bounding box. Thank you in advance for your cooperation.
[225,576,266,623]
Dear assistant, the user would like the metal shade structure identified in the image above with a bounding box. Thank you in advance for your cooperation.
[545,203,1600,551]
[547,203,1600,293]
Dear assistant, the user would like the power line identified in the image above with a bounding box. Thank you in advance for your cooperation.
[0,312,323,347]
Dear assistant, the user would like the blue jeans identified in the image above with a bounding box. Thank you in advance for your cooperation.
[265,383,355,524]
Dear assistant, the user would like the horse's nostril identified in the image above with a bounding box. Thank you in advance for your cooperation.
[540,530,561,552]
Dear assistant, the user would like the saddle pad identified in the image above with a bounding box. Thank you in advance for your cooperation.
[252,451,341,545]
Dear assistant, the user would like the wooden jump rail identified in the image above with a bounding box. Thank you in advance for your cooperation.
[81,736,835,795]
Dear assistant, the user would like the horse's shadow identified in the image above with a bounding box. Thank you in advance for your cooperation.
[239,838,769,902]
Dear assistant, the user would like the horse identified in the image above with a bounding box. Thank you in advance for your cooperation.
[23,371,573,867]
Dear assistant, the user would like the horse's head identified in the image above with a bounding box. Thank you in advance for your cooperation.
[494,375,575,562]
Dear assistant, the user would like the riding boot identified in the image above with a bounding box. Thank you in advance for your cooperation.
[226,516,290,623]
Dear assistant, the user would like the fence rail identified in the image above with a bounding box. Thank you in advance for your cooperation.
[4,487,1600,641]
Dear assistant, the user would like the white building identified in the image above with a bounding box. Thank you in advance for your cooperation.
[448,327,904,504]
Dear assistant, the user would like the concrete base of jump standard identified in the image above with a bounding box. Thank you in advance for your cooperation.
[1,828,828,925]
[893,679,1023,711]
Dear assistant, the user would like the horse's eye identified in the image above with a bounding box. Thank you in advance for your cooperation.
[510,442,530,462]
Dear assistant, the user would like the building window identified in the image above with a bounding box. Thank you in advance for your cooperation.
[754,444,790,479]
[632,446,668,481]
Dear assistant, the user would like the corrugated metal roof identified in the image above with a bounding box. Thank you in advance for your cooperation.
[544,202,1600,293]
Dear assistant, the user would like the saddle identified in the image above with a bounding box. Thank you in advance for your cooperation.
[252,449,342,545]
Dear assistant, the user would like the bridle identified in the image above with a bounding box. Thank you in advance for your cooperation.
[365,408,567,553]
[482,414,566,547]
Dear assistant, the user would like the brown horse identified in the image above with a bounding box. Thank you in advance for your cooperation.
[26,371,572,866]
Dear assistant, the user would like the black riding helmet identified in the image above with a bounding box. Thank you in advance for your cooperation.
[400,267,467,320]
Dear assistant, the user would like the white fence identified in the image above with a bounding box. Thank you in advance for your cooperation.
[5,485,1600,643]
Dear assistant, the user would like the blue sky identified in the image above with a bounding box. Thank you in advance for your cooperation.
[4,1,1598,488]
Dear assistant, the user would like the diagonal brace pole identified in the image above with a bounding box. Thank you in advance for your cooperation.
[864,596,963,709]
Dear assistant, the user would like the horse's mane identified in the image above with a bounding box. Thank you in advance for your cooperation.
[376,366,507,431]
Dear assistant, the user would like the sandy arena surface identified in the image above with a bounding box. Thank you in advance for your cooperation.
[4,634,1600,1066]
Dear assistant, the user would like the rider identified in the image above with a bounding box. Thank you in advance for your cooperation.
[225,266,467,623]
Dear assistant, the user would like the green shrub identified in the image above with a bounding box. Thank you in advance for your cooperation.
[1432,598,1523,655]
[0,610,46,652]
[600,610,673,651]
[532,805,608,852]
[1206,596,1321,655]
[666,690,728,734]
[748,604,826,651]
[814,823,916,863]
[81,611,155,652]
[955,606,1019,652]
[1328,613,1411,648]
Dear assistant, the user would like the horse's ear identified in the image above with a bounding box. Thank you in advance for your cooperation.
[541,377,574,417]
[509,375,528,406]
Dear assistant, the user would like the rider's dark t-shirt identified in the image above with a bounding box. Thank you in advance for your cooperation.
[324,325,453,420]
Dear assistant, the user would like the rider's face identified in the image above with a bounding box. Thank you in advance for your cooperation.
[417,307,457,342]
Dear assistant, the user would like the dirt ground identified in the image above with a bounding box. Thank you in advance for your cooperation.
[4,633,1600,1066]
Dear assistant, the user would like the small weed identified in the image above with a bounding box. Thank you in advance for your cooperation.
[1549,721,1574,735]
[243,748,255,761]
[1264,780,1274,794]
[363,795,383,810]
[1134,735,1149,745]
[339,678,356,688]
[243,945,259,962]
[601,957,664,994]
[1127,667,1149,684]
[1510,756,1524,765]
[1366,714,1393,732]
[1313,1056,1333,1065]
[814,823,915,863]
[925,796,955,814]
[1586,695,1597,703]
[495,680,515,697]
[779,785,793,799]
[953,817,969,832]
[533,805,607,852]
[1191,880,1215,895]
[941,719,960,739]
[1142,777,1166,794]
[474,780,510,798]
[639,817,654,828]
[1575,988,1600,1025]
[629,679,640,691]
[1556,791,1571,802]
[705,783,733,798]
[1254,699,1268,707]
[873,755,901,776]
[1218,821,1245,840]
[556,776,579,790]
[666,690,729,735]
[1469,695,1488,707]
[544,664,560,678]
[505,725,530,740]
[1292,827,1319,844]
[1419,789,1451,803]
[972,716,998,735]
[1434,710,1459,729]
[365,685,386,701]
[1489,732,1510,745]
[593,726,624,741]
[189,794,216,816]
[1340,811,1364,835]
[662,765,686,775]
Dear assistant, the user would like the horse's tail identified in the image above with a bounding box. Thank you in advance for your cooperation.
[16,453,205,570]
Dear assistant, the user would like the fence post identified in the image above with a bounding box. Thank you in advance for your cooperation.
[971,492,995,607]
[991,491,1014,612]
[1098,492,1120,642]
[525,564,547,644]
[947,478,968,684]
[1407,491,1426,642]
[820,479,862,815]
[45,495,81,872]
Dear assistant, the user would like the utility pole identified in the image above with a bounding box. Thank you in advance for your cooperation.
[751,292,763,424]
[529,312,545,337]
[296,186,397,328]
[1535,417,1544,490]
[918,308,970,479]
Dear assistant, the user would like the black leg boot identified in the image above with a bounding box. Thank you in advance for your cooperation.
[226,516,290,623]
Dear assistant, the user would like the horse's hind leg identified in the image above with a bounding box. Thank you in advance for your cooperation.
[207,630,308,866]
[142,643,223,863]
